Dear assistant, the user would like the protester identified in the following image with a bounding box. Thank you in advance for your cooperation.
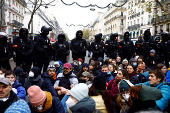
[76,63,89,78]
[89,74,114,113]
[80,71,92,88]
[107,69,129,101]
[5,70,26,99]
[0,78,29,112]
[127,64,139,84]
[27,85,65,113]
[108,63,117,78]
[42,65,58,97]
[54,61,63,75]
[0,69,7,78]
[66,83,95,113]
[14,67,28,85]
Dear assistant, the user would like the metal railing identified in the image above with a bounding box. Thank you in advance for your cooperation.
[12,20,24,27]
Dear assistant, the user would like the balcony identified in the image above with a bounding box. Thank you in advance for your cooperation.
[148,22,151,25]
[12,20,24,27]
[157,0,170,6]
[128,24,140,30]
[151,15,170,24]
[19,0,27,6]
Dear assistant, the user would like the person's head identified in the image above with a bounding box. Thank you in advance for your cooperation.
[89,62,95,70]
[76,30,83,40]
[95,34,101,42]
[116,56,121,63]
[153,57,162,65]
[110,33,118,40]
[41,26,52,36]
[29,67,41,79]
[5,70,16,83]
[144,29,151,41]
[0,78,12,98]
[57,33,65,43]
[124,31,130,41]
[54,61,60,68]
[27,85,47,111]
[150,49,156,57]
[137,56,144,64]
[155,64,167,75]
[161,31,169,42]
[111,59,117,65]
[82,63,89,72]
[108,64,116,72]
[0,32,8,44]
[137,62,145,72]
[0,69,7,78]
[66,83,88,108]
[47,65,56,77]
[101,65,109,73]
[63,63,72,75]
[80,72,90,83]
[78,58,83,65]
[89,57,96,65]
[127,65,134,74]
[122,59,128,69]
[19,26,28,38]
[117,69,129,80]
[108,58,113,64]
[149,69,164,86]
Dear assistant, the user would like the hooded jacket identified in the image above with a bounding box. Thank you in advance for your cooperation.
[13,80,26,99]
[69,96,95,113]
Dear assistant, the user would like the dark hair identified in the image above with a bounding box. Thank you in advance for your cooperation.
[76,66,89,77]
[108,64,116,72]
[129,85,142,99]
[149,69,164,82]
[89,85,114,113]
[118,69,129,80]
[89,57,96,65]
[127,64,135,71]
[137,55,144,62]
[89,62,96,71]
[94,61,100,70]
[13,66,22,71]
[101,65,109,69]
[5,70,16,78]
[155,63,166,70]
[0,69,7,74]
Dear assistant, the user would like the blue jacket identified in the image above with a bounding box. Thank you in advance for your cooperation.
[12,80,26,99]
[166,70,170,83]
[138,81,170,111]
[29,96,65,113]
[42,72,58,97]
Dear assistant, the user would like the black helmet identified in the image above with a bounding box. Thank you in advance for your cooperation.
[76,30,83,39]
[144,29,151,41]
[19,26,28,38]
[155,36,160,42]
[161,31,169,42]
[95,34,101,42]
[41,26,52,36]
[124,31,130,41]
[58,33,65,42]
[0,32,8,44]
[110,33,118,40]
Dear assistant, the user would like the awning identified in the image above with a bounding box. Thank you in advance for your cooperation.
[135,30,139,34]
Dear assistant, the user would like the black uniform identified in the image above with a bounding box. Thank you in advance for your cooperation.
[119,32,134,60]
[91,33,105,60]
[0,32,13,70]
[135,36,144,56]
[34,26,52,72]
[160,32,170,67]
[53,33,69,63]
[13,27,33,72]
[71,30,87,61]
[155,36,161,57]
[138,30,156,59]
[105,33,119,59]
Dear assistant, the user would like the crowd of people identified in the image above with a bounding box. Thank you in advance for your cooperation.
[0,26,170,113]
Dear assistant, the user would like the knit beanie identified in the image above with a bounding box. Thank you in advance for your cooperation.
[119,79,134,92]
[58,60,63,66]
[93,74,106,90]
[54,61,60,66]
[70,63,75,68]
[82,63,89,68]
[30,67,40,78]
[14,68,23,75]
[69,83,88,101]
[27,85,46,106]
[150,49,156,55]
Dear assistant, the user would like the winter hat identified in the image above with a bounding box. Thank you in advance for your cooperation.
[78,58,83,63]
[122,59,128,64]
[150,49,156,55]
[82,71,90,78]
[82,63,89,68]
[93,74,106,90]
[63,63,72,69]
[57,60,63,66]
[30,67,40,78]
[70,63,75,68]
[119,79,134,92]
[129,58,137,63]
[14,68,23,75]
[47,65,55,71]
[27,85,47,106]
[4,99,31,113]
[54,61,60,66]
[69,83,88,101]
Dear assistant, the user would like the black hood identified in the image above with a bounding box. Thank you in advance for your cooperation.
[144,30,151,41]
[19,26,28,39]
[124,31,130,41]
[31,67,41,78]
[76,30,83,40]
[58,33,65,43]
[95,34,101,42]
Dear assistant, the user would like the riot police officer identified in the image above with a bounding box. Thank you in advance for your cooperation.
[160,31,170,67]
[138,29,156,58]
[53,33,69,63]
[105,33,119,59]
[119,31,134,60]
[34,26,52,72]
[135,36,143,56]
[71,30,87,62]
[91,33,105,60]
[0,32,13,70]
[154,36,161,57]
[13,26,33,72]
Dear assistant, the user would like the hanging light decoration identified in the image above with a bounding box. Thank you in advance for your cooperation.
[66,24,92,27]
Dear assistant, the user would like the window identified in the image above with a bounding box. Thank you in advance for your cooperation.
[148,15,151,24]
[13,14,14,20]
[13,0,14,5]
[128,22,129,26]
[156,26,158,34]
[8,0,11,6]
[121,19,123,25]
[160,25,163,31]
[141,17,143,24]
[8,28,12,34]
[9,12,11,20]
[19,17,20,22]
[137,19,139,24]
[19,5,20,13]
[121,12,123,16]
[131,21,132,26]
[134,20,136,25]
[16,16,17,21]
[22,8,23,14]
[120,28,123,34]
[169,6,170,12]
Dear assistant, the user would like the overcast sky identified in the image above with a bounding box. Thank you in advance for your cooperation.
[44,0,115,40]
